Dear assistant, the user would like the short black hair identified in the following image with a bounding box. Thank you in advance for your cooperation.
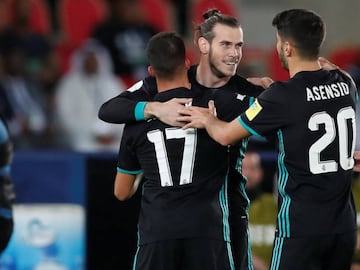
[146,32,186,79]
[272,9,325,59]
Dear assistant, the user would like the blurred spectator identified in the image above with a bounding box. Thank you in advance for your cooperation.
[170,0,189,36]
[351,172,360,270]
[0,0,60,149]
[57,0,107,48]
[0,49,48,149]
[138,0,175,32]
[55,39,125,152]
[0,0,53,80]
[243,150,277,270]
[0,115,15,255]
[91,0,158,86]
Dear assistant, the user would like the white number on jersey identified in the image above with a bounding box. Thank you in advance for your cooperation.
[147,128,197,187]
[308,106,356,174]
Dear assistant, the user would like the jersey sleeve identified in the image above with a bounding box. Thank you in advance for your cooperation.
[232,75,265,97]
[337,69,359,104]
[238,84,288,138]
[116,124,143,175]
[98,77,157,124]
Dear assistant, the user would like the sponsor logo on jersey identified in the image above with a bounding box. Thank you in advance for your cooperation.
[245,99,262,120]
[236,93,246,100]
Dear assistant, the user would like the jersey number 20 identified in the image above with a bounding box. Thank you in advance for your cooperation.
[308,106,356,174]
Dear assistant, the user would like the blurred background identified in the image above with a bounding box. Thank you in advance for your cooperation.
[0,0,358,269]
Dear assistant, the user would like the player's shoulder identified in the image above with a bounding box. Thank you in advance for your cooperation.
[330,68,353,81]
[229,74,264,97]
[330,69,358,93]
[259,80,288,98]
[126,76,157,96]
[123,119,152,140]
[188,65,198,83]
[267,80,289,90]
[126,77,156,91]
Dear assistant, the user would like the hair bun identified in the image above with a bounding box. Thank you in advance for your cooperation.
[203,8,221,20]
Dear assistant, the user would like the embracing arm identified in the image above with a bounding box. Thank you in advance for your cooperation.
[179,101,251,145]
[98,81,153,124]
[205,117,250,146]
[98,79,192,126]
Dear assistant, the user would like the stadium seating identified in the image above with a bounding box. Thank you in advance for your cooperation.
[139,0,174,32]
[328,45,360,70]
[57,0,107,46]
[5,0,52,35]
[190,0,238,25]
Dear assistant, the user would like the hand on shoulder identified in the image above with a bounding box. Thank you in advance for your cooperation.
[318,57,339,70]
[247,77,274,89]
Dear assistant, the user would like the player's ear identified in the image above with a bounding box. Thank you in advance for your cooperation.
[185,58,191,69]
[284,41,292,57]
[198,37,209,54]
[148,66,155,76]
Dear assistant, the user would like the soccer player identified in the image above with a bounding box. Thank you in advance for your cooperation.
[114,31,237,270]
[178,9,358,270]
[0,116,15,254]
[100,9,271,269]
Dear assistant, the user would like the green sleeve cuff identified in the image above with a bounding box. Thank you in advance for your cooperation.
[134,102,148,121]
[117,167,143,175]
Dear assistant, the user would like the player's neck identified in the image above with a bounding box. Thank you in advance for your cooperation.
[196,62,230,88]
[156,75,191,93]
[288,58,321,78]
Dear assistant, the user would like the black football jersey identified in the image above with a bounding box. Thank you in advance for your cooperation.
[239,69,358,237]
[117,87,233,244]
[187,68,259,217]
[102,65,264,216]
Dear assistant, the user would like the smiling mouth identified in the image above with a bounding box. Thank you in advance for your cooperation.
[224,61,238,66]
[224,57,240,65]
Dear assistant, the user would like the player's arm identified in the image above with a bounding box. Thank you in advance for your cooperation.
[98,78,191,126]
[319,57,358,93]
[100,93,192,126]
[144,98,192,127]
[98,80,154,124]
[114,171,143,201]
[178,101,251,145]
[234,75,272,97]
[354,151,360,172]
[114,123,144,200]
[247,76,274,89]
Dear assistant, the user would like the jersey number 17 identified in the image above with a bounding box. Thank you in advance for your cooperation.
[147,128,197,187]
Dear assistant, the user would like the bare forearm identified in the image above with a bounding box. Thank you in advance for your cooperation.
[206,117,251,146]
[143,102,161,119]
[145,98,192,127]
[204,117,234,146]
[178,103,251,145]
